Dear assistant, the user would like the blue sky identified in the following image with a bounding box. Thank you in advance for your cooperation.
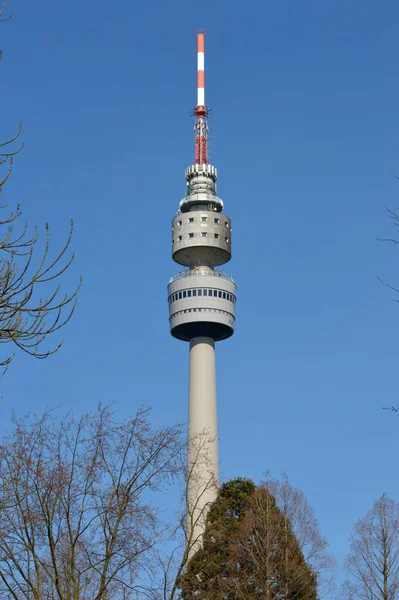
[1,0,398,590]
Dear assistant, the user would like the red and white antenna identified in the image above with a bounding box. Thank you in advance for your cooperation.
[197,32,205,107]
[194,30,209,165]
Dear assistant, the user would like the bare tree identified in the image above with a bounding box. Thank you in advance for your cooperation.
[342,494,399,600]
[263,474,336,598]
[378,205,399,299]
[0,1,80,372]
[0,404,184,599]
[231,485,319,600]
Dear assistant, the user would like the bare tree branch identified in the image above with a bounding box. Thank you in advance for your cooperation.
[0,1,80,374]
[263,473,336,599]
[378,204,399,303]
[0,405,184,599]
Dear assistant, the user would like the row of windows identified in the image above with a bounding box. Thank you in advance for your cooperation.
[170,307,235,325]
[168,289,236,304]
[174,233,229,243]
[175,216,230,227]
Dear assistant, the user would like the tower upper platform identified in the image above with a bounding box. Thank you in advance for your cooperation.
[172,210,231,267]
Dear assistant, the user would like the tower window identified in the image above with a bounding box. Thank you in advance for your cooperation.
[188,290,191,297]
[178,220,182,226]
[214,217,220,224]
[201,232,207,238]
[223,292,226,299]
[218,291,222,298]
[225,222,229,228]
[188,232,194,238]
[183,291,187,298]
[198,289,202,296]
[203,289,207,296]
[214,233,219,239]
[225,237,229,243]
[188,217,194,223]
[178,235,182,241]
[201,216,208,222]
[193,289,197,297]
[179,292,182,299]
[213,290,217,297]
[208,290,212,296]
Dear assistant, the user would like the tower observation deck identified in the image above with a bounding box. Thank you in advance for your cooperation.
[167,32,236,551]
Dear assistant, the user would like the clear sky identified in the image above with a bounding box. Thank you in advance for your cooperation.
[1,0,398,591]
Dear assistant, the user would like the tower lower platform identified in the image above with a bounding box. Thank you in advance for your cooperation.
[168,268,236,342]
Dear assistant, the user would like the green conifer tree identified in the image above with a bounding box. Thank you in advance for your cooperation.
[178,478,318,600]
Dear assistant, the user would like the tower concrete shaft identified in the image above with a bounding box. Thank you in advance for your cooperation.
[187,337,218,549]
[167,32,235,551]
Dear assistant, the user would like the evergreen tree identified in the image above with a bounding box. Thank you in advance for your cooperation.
[178,478,255,599]
[179,478,318,600]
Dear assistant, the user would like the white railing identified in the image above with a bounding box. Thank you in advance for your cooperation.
[169,269,234,284]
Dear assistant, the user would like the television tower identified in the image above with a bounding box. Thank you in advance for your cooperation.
[167,32,236,547]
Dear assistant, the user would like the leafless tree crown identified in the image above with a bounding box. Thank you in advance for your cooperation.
[262,473,336,598]
[0,404,184,600]
[342,494,399,600]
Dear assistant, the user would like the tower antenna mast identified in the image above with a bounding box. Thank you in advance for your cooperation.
[194,30,209,165]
